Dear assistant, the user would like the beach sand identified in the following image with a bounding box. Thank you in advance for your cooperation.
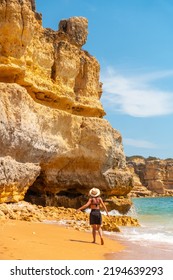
[108,238,173,260]
[0,220,124,260]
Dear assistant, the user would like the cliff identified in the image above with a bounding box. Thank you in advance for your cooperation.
[0,0,133,213]
[127,156,173,197]
[0,0,104,117]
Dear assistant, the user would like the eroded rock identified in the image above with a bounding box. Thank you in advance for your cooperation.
[0,83,133,206]
[127,156,173,196]
[0,156,40,203]
[0,201,140,232]
[0,1,134,211]
[0,0,104,117]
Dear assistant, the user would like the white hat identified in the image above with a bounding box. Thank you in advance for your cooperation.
[89,188,100,197]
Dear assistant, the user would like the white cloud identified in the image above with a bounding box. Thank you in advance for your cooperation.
[101,67,173,117]
[123,138,157,149]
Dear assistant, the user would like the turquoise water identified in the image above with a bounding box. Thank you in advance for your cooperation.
[131,196,173,229]
[109,197,173,259]
[132,196,173,216]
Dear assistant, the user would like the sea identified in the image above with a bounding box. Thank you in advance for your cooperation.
[107,196,173,260]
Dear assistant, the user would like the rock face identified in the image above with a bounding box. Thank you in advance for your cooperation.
[127,156,173,196]
[0,0,104,118]
[0,156,40,203]
[0,0,133,211]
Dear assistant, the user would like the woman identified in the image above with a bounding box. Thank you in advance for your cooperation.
[77,188,109,245]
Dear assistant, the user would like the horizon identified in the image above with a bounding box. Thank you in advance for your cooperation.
[36,0,173,160]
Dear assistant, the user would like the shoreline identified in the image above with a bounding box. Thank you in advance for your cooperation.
[1,219,173,261]
[106,223,173,261]
[1,197,172,261]
[0,219,124,260]
[106,237,173,260]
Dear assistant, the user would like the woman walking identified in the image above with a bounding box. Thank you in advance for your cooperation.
[77,188,109,245]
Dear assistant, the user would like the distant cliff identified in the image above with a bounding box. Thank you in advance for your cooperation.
[0,0,133,213]
[127,156,173,196]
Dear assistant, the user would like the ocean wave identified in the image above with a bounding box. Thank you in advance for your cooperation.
[116,226,173,245]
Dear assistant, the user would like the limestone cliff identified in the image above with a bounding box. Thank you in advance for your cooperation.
[0,0,103,117]
[0,0,133,212]
[127,156,173,196]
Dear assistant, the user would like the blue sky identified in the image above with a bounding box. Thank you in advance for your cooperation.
[36,0,173,159]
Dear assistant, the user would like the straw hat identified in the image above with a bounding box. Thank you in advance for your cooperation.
[89,188,100,197]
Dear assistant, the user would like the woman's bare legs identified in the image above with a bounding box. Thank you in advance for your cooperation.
[92,225,97,243]
[91,225,104,245]
[97,225,104,245]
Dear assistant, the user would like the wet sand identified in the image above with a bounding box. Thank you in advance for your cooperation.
[105,236,173,260]
[0,219,124,260]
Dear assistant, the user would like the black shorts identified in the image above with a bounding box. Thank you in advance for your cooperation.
[89,209,102,225]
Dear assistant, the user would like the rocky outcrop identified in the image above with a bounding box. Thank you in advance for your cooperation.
[0,83,132,208]
[0,0,104,117]
[127,156,173,196]
[0,0,133,211]
[0,156,40,203]
[0,201,140,232]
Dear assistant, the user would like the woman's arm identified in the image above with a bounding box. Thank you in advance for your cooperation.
[100,198,109,216]
[77,199,91,211]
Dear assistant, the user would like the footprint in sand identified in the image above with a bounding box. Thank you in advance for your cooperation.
[8,236,16,240]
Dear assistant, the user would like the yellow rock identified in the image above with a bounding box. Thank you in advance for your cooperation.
[0,1,134,210]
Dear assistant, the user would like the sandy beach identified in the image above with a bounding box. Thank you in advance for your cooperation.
[0,219,124,260]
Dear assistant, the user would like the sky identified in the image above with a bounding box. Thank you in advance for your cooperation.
[36,0,173,159]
